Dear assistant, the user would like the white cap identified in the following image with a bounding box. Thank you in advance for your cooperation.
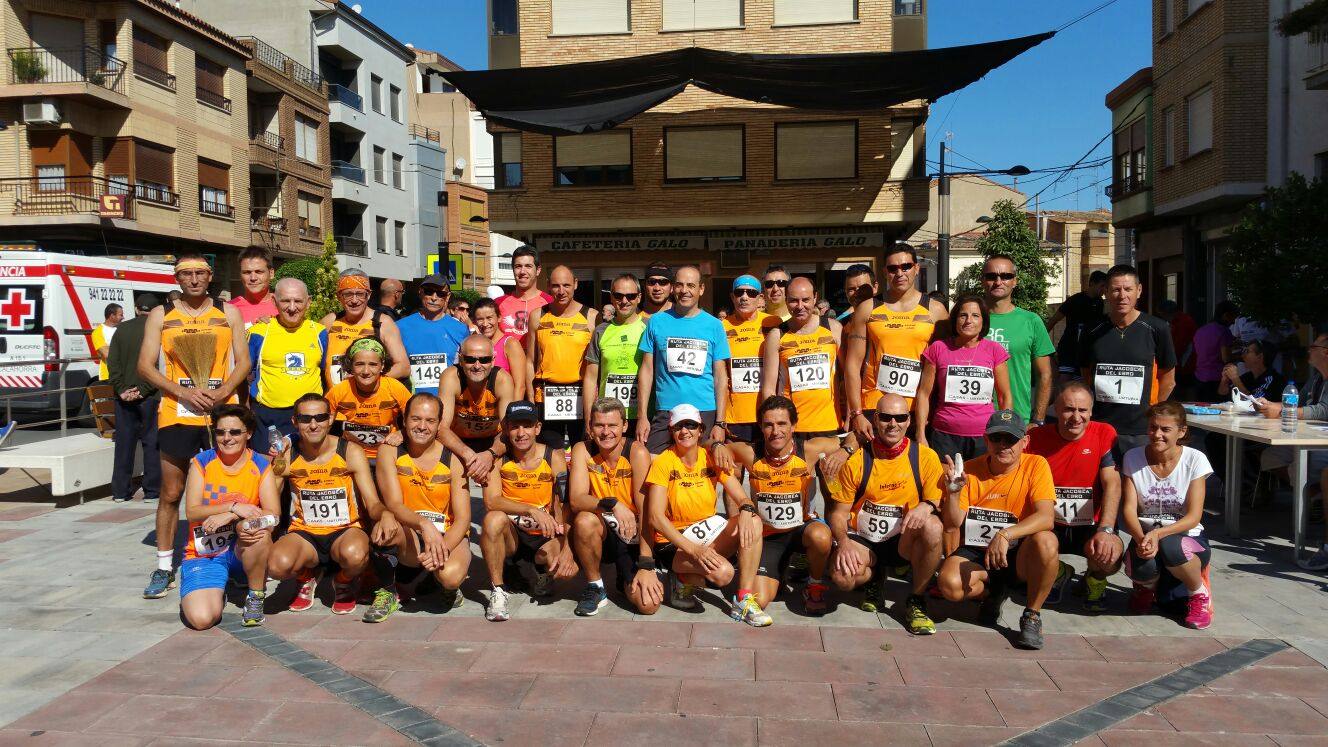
[486,285,504,299]
[669,403,703,426]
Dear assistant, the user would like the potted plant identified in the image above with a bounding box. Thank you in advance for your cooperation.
[11,49,46,83]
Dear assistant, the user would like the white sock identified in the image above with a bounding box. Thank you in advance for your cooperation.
[1189,583,1209,597]
[156,550,172,572]
[589,579,604,590]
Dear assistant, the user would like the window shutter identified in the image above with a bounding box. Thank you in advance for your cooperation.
[665,126,742,180]
[774,0,855,25]
[662,0,741,30]
[28,131,64,167]
[198,158,229,190]
[776,122,856,180]
[551,0,630,35]
[104,138,132,179]
[195,56,224,95]
[555,130,631,167]
[888,118,917,180]
[134,141,174,187]
[498,132,522,162]
[133,26,168,74]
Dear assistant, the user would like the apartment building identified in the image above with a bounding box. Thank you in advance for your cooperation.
[477,0,931,311]
[0,0,251,277]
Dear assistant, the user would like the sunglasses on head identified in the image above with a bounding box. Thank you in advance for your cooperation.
[213,428,246,437]
[611,292,640,301]
[764,279,789,289]
[646,277,671,287]
[461,355,493,364]
[983,272,1017,281]
[671,420,702,431]
[733,288,760,299]
[874,413,910,423]
[885,262,916,274]
[295,412,332,424]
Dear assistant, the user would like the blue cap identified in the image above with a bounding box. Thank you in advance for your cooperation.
[505,400,539,423]
[733,275,761,292]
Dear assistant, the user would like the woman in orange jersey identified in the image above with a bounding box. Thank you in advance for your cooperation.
[179,404,278,630]
[320,269,409,387]
[325,337,411,461]
[377,393,471,612]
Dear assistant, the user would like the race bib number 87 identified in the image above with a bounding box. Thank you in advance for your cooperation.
[684,514,728,546]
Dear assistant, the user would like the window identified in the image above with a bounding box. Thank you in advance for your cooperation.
[664,125,743,182]
[104,138,131,195]
[297,192,321,235]
[422,70,455,93]
[371,74,383,113]
[1113,118,1148,197]
[1186,0,1206,16]
[492,0,519,34]
[100,20,117,62]
[1161,0,1174,33]
[36,165,66,192]
[1186,85,1213,156]
[394,220,405,256]
[195,56,229,111]
[551,0,630,35]
[775,121,856,180]
[1316,150,1328,180]
[389,85,401,122]
[132,26,172,87]
[391,153,403,189]
[375,216,388,253]
[895,0,923,15]
[1162,107,1175,167]
[373,146,386,183]
[197,158,231,216]
[774,0,856,26]
[888,117,921,180]
[554,130,632,186]
[496,132,523,188]
[133,141,175,204]
[295,114,319,162]
[662,0,741,30]
[460,196,486,227]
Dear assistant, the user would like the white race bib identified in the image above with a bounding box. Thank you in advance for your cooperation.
[854,502,904,543]
[604,374,637,411]
[543,384,582,421]
[1094,364,1146,405]
[730,357,761,393]
[509,513,542,533]
[665,338,708,375]
[1139,512,1179,531]
[175,377,222,417]
[329,355,348,385]
[877,355,923,397]
[603,510,640,544]
[963,506,1017,548]
[787,353,831,393]
[191,524,235,556]
[1054,487,1095,527]
[755,492,803,530]
[944,365,995,405]
[409,353,447,390]
[416,510,449,533]
[300,488,350,528]
[344,423,390,446]
[683,514,728,546]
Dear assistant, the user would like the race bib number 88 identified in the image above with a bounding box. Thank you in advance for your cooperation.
[543,384,582,421]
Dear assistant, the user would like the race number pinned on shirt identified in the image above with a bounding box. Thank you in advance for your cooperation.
[1139,512,1179,531]
[788,353,831,392]
[328,355,348,385]
[963,506,1017,548]
[603,509,640,544]
[176,378,223,417]
[509,513,542,533]
[854,502,904,543]
[409,353,447,391]
[944,366,995,405]
[730,357,761,393]
[416,510,449,533]
[755,491,804,530]
[877,354,923,397]
[604,374,637,411]
[191,524,235,556]
[300,488,350,528]
[665,338,708,376]
[683,514,728,546]
[543,384,582,421]
[344,423,391,446]
[1094,364,1146,405]
[1054,487,1095,527]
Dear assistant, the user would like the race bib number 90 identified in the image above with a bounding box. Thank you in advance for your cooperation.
[684,514,728,546]
[730,357,761,394]
[300,488,350,528]
[665,338,708,376]
[877,355,923,397]
[1054,487,1095,527]
[410,353,447,390]
[1094,364,1146,405]
[944,365,995,405]
[963,506,1016,548]
[543,384,582,421]
[787,353,831,393]
[854,502,904,543]
[755,492,804,530]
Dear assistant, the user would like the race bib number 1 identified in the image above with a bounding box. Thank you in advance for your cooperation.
[1094,364,1146,405]
[1054,487,1095,527]
[944,366,995,405]
[755,492,803,530]
[410,353,446,390]
[877,355,922,397]
[854,502,903,543]
[963,507,1016,548]
[543,384,582,421]
[684,514,728,546]
[665,338,708,376]
[730,357,761,393]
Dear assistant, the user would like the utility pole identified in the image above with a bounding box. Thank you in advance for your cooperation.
[937,142,950,299]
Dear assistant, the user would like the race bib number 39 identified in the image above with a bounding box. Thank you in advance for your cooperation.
[787,353,831,393]
[755,492,804,530]
[191,524,234,556]
[665,338,708,376]
[604,374,637,411]
[1054,487,1095,527]
[543,384,582,421]
[877,355,922,397]
[684,514,728,546]
[730,357,761,394]
[963,506,1016,548]
[854,502,903,543]
[1094,364,1146,405]
[300,488,350,528]
[944,365,995,405]
[410,353,447,390]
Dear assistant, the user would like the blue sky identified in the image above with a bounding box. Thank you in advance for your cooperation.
[360,0,1151,211]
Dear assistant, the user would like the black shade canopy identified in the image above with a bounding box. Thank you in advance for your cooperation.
[443,32,1055,135]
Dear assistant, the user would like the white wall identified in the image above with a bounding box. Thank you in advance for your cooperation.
[1268,0,1328,184]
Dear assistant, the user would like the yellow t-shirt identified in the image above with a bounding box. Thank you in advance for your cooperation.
[248,318,327,408]
[777,321,839,434]
[91,324,112,380]
[535,308,592,384]
[863,302,935,409]
[325,376,411,459]
[644,447,729,544]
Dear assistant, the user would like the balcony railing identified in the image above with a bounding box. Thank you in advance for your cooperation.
[327,83,362,111]
[251,130,282,150]
[0,176,132,217]
[331,160,366,184]
[236,36,324,94]
[409,124,441,143]
[1309,26,1328,83]
[133,182,179,207]
[134,58,174,89]
[895,0,924,15]
[336,235,368,257]
[6,46,126,94]
[200,199,234,217]
[1106,174,1150,201]
[196,86,231,112]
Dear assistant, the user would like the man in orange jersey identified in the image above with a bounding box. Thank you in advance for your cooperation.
[527,265,598,450]
[718,275,778,472]
[438,334,516,486]
[138,253,251,600]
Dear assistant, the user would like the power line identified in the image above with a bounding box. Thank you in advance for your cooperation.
[1056,0,1125,32]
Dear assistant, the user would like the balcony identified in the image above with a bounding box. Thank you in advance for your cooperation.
[200,198,234,218]
[1308,26,1328,90]
[409,124,441,144]
[335,235,368,257]
[327,83,362,111]
[4,46,127,101]
[196,86,231,112]
[0,176,133,219]
[134,58,175,90]
[331,160,365,184]
[236,37,324,96]
[1106,173,1150,201]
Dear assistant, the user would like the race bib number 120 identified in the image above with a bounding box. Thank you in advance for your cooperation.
[788,353,831,392]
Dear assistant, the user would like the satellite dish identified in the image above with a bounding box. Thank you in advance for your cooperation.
[454,157,468,172]
[351,3,362,13]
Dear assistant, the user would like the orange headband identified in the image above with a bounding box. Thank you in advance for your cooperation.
[175,259,210,273]
[337,275,371,293]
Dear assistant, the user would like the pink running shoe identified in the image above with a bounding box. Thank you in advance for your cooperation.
[1185,593,1213,630]
[1127,584,1155,615]
[289,574,317,612]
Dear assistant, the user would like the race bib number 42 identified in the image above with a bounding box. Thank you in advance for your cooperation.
[543,384,582,421]
[787,353,831,393]
[854,502,903,543]
[755,492,804,531]
[665,338,708,376]
[1054,487,1095,527]
[877,355,922,397]
[730,357,761,394]
[410,353,447,390]
[963,506,1016,548]
[944,365,994,405]
[300,488,350,528]
[1094,364,1146,405]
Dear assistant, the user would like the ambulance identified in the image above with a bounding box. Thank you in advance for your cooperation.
[0,248,179,417]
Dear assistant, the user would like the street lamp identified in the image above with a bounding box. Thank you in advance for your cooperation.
[934,143,1028,299]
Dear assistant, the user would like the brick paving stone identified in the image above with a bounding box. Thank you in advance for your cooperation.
[923,723,1029,746]
[897,656,1057,690]
[192,640,281,670]
[0,730,150,746]
[1269,736,1328,746]
[1248,648,1327,669]
[1038,659,1179,692]
[557,619,693,647]
[440,706,594,746]
[1083,635,1229,665]
[678,679,836,720]
[77,509,154,524]
[1207,665,1328,697]
[519,674,680,713]
[10,691,133,733]
[611,645,754,679]
[1101,731,1278,746]
[951,631,1107,661]
[383,671,535,709]
[120,632,227,668]
[833,684,1004,726]
[330,639,485,672]
[294,615,442,642]
[0,506,55,521]
[820,627,964,657]
[753,649,904,685]
[1158,694,1328,735]
[258,613,327,638]
[284,639,357,664]
[757,718,931,746]
[79,662,249,698]
[584,712,757,747]
[688,622,824,651]
[86,694,279,739]
[428,617,569,644]
[467,642,618,675]
[242,701,414,746]
[0,529,34,544]
[1301,697,1328,720]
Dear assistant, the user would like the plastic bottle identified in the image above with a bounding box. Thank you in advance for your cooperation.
[267,425,282,452]
[1282,382,1300,434]
[239,514,278,532]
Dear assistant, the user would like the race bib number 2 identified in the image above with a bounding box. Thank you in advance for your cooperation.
[665,338,708,376]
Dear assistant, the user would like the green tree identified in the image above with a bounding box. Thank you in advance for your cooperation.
[1221,172,1328,328]
[274,234,341,318]
[966,199,1059,318]
[951,263,983,298]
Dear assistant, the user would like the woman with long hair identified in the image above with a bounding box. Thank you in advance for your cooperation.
[915,293,1012,459]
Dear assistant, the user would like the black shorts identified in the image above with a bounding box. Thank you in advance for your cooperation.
[758,523,810,578]
[1052,524,1097,556]
[159,424,210,462]
[462,434,499,454]
[726,422,759,445]
[954,544,1020,584]
[512,526,557,562]
[654,542,679,572]
[537,418,585,449]
[601,523,641,586]
[927,430,987,462]
[289,527,354,568]
[849,533,907,572]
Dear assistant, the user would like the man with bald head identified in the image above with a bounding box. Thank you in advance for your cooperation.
[439,333,516,485]
[247,277,328,451]
[398,273,470,395]
[529,265,598,449]
[375,277,405,320]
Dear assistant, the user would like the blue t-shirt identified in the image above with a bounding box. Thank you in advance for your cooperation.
[639,308,730,411]
[397,312,470,394]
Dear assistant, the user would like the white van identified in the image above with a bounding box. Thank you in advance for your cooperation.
[0,250,178,417]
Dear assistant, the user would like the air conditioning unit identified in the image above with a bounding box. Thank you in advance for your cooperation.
[22,99,60,125]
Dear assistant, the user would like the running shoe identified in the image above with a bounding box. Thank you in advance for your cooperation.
[1299,544,1328,572]
[978,579,1008,626]
[1083,575,1110,614]
[1045,561,1074,606]
[668,572,699,611]
[860,579,885,613]
[1184,592,1213,630]
[0,420,15,449]
[143,569,174,599]
[574,583,609,616]
[902,594,935,635]
[437,587,462,611]
[730,593,773,627]
[787,552,810,582]
[1127,584,1156,615]
[289,574,318,612]
[1015,608,1044,650]
[242,591,266,627]
[486,587,510,622]
[331,577,357,615]
[890,564,911,580]
[532,569,554,598]
[803,581,829,616]
[362,588,400,623]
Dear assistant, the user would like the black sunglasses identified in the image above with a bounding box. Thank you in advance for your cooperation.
[983,272,1017,281]
[733,288,760,299]
[295,412,332,424]
[763,279,789,289]
[873,413,910,423]
[213,428,246,437]
[611,292,640,301]
[454,305,469,311]
[885,262,916,274]
[461,355,493,364]
[421,287,449,297]
[671,420,702,431]
[645,278,671,287]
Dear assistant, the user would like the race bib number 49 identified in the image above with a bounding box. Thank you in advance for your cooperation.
[300,488,350,528]
[665,338,708,376]
[963,506,1016,548]
[1094,364,1146,405]
[787,353,831,392]
[730,357,761,394]
[543,384,582,421]
[1054,487,1095,527]
[854,502,903,543]
[755,492,803,530]
[410,353,447,390]
[944,365,994,405]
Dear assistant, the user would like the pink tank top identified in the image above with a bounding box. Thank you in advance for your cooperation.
[493,333,515,373]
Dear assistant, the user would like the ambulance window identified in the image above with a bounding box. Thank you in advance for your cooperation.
[0,285,42,333]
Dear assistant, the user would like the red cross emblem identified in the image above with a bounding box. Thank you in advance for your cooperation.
[0,289,35,329]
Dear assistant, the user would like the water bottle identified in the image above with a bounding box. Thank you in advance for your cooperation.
[239,514,278,532]
[1282,382,1300,433]
[266,425,282,453]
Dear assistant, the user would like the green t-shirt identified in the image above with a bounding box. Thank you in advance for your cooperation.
[986,307,1055,421]
[585,317,647,418]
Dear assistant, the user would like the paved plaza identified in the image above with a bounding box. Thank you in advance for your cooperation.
[0,477,1327,745]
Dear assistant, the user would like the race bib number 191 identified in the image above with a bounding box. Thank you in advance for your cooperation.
[300,488,350,527]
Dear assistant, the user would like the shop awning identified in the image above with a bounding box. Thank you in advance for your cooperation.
[442,32,1055,135]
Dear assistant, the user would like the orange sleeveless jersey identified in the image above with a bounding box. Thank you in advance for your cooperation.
[287,449,362,535]
[326,377,411,459]
[862,302,935,409]
[184,449,269,560]
[453,371,501,440]
[159,303,234,428]
[778,322,839,433]
[500,451,555,534]
[396,449,456,531]
[535,309,592,385]
[749,453,813,536]
[724,312,777,424]
[324,313,375,387]
[588,451,634,511]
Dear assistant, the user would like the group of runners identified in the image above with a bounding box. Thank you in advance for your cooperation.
[138,244,1214,649]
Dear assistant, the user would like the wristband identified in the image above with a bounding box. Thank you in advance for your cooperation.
[1096,525,1117,535]
[738,504,757,516]
[635,557,657,571]
[597,498,618,513]
[919,499,939,514]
